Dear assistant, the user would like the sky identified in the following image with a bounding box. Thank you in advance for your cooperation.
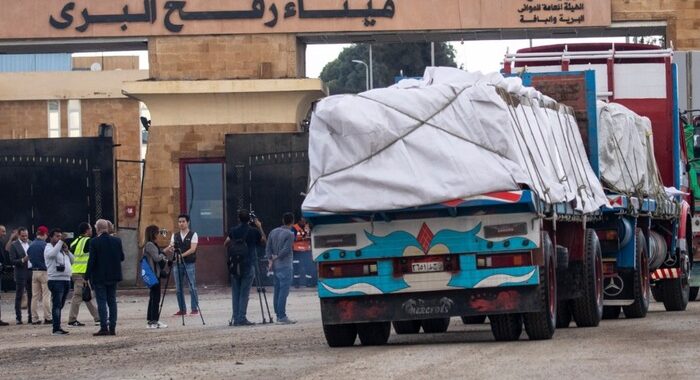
[74,36,636,79]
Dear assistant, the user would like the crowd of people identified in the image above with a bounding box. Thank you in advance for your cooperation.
[0,209,312,334]
[0,220,124,335]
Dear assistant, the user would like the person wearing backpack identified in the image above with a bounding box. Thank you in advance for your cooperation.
[224,209,266,327]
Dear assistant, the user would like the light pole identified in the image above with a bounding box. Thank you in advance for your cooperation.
[352,59,369,92]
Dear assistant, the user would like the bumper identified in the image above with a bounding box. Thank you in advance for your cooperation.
[320,287,540,325]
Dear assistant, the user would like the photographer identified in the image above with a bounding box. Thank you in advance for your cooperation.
[143,225,168,329]
[224,210,266,326]
[44,228,74,335]
[164,214,200,316]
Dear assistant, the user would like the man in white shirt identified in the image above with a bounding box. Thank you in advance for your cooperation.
[164,214,200,316]
[45,228,74,335]
[8,227,32,324]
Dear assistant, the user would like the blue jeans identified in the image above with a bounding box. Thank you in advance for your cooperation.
[173,261,199,312]
[231,264,255,323]
[273,266,292,320]
[94,283,118,332]
[47,280,69,332]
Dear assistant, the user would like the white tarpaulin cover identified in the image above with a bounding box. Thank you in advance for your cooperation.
[597,101,665,197]
[302,67,607,214]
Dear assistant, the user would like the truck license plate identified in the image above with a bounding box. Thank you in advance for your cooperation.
[411,261,444,273]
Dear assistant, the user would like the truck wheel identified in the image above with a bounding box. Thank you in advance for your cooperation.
[392,320,421,334]
[461,315,487,325]
[623,231,650,318]
[357,322,391,346]
[489,314,522,341]
[556,300,572,328]
[690,287,699,301]
[421,318,451,333]
[323,323,357,347]
[571,229,604,327]
[602,306,620,319]
[523,233,556,340]
[660,254,690,311]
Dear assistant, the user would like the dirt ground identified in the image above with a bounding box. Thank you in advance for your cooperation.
[1,287,700,380]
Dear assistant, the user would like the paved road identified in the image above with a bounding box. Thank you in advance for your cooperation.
[1,288,699,379]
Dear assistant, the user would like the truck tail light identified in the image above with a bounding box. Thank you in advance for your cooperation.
[319,261,378,279]
[393,255,460,277]
[476,253,532,269]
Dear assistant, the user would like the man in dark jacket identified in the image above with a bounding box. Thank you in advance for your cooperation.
[9,227,32,324]
[86,219,124,336]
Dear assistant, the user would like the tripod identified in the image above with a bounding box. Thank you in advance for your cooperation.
[253,248,274,324]
[169,249,206,326]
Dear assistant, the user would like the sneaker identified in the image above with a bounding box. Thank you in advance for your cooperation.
[190,309,199,316]
[68,321,85,327]
[31,320,42,325]
[16,320,23,325]
[276,317,297,325]
[173,310,186,316]
[93,330,110,336]
[239,319,256,326]
[156,321,168,329]
[147,323,158,329]
[53,329,69,335]
[0,320,9,326]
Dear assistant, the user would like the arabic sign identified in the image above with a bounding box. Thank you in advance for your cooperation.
[0,0,611,40]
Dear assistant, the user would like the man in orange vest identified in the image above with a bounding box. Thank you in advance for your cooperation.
[291,218,315,288]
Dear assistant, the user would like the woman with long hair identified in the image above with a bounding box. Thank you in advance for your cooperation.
[143,225,168,329]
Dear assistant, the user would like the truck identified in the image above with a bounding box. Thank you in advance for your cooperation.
[505,43,692,318]
[302,43,690,347]
[681,109,700,300]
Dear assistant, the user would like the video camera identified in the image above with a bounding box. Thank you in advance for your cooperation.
[249,211,258,226]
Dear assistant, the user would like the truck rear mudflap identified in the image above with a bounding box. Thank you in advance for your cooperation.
[320,287,541,325]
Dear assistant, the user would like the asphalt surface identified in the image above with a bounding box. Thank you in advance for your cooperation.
[1,287,699,379]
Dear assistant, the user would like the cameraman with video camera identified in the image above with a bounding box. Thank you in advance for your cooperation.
[224,209,266,326]
[44,228,74,335]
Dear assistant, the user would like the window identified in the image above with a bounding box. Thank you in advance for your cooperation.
[180,158,225,243]
[47,100,60,138]
[67,100,81,137]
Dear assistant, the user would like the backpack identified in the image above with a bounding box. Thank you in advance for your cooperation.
[228,228,250,276]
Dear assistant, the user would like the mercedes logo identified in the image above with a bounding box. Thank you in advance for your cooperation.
[604,275,624,297]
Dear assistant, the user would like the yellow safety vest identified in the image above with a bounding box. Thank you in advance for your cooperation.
[70,236,90,274]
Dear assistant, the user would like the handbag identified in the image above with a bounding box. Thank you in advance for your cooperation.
[82,281,93,302]
[140,256,159,288]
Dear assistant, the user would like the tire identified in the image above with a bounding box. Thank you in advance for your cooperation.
[651,286,664,302]
[489,314,523,341]
[556,300,572,328]
[323,323,357,347]
[602,305,620,319]
[660,252,690,311]
[392,320,421,334]
[623,232,650,318]
[421,318,450,333]
[523,233,556,340]
[571,229,604,327]
[691,287,700,301]
[461,315,487,325]
[357,322,391,346]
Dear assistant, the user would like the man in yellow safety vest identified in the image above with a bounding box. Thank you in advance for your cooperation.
[67,223,99,327]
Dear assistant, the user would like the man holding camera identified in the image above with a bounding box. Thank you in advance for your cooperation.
[9,227,32,325]
[165,214,200,316]
[44,228,74,335]
[86,219,125,336]
[224,209,266,326]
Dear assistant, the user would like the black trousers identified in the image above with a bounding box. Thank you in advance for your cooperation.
[147,282,161,323]
[14,273,32,322]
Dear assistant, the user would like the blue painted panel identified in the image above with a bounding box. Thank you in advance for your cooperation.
[616,217,637,269]
[0,54,71,72]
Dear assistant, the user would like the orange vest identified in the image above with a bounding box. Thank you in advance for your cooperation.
[293,224,311,252]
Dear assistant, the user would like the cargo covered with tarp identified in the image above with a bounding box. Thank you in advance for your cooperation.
[302,67,607,214]
[597,101,666,199]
